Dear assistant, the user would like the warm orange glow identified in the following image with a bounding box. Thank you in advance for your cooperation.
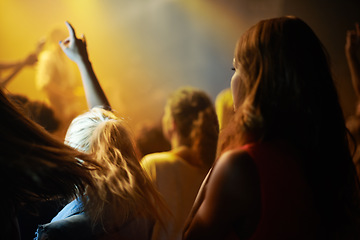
[0,0,283,132]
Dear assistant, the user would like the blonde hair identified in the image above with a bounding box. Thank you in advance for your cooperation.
[65,108,168,229]
[215,88,234,130]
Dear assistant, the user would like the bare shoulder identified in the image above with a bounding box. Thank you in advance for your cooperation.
[215,148,257,179]
[205,148,259,201]
[196,148,260,238]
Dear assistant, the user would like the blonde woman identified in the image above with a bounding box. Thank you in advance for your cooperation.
[36,22,168,240]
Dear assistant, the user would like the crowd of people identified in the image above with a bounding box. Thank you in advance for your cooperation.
[2,16,360,240]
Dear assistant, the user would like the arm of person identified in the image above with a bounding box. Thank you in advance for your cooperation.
[0,40,44,88]
[0,53,38,88]
[346,23,360,99]
[0,61,23,70]
[183,149,261,240]
[59,22,110,110]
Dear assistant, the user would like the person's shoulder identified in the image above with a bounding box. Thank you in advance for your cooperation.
[36,213,92,240]
[211,148,258,187]
[51,198,83,222]
[141,151,178,181]
[204,148,260,212]
[141,151,177,165]
[217,148,254,170]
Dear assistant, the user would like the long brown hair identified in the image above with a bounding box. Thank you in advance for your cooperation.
[222,16,360,238]
[0,88,98,208]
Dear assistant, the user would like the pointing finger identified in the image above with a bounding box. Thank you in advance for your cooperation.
[65,21,76,39]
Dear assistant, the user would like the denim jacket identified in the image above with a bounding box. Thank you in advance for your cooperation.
[34,198,154,240]
[34,198,98,240]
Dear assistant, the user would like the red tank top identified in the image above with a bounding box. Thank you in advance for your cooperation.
[240,141,321,239]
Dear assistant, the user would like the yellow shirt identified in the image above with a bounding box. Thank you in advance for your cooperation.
[141,151,207,240]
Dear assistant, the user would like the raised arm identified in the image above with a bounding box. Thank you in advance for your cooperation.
[345,23,360,100]
[0,60,24,70]
[0,39,44,88]
[59,22,110,110]
[0,53,38,88]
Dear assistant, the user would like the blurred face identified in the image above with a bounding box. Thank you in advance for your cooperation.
[231,58,245,110]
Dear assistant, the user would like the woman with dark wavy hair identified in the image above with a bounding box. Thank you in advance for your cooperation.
[183,16,360,240]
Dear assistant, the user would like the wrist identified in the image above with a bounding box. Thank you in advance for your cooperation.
[76,56,91,67]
